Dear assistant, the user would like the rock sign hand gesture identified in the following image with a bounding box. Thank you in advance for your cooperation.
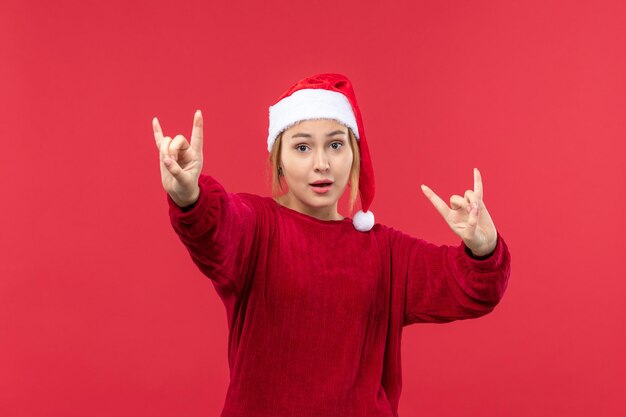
[152,110,204,208]
[420,168,498,257]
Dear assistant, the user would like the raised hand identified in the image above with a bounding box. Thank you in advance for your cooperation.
[420,168,498,257]
[152,110,204,208]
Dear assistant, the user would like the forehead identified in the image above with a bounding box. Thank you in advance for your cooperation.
[284,118,348,135]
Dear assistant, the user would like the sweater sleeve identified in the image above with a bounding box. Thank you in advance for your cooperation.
[166,173,257,297]
[390,229,511,326]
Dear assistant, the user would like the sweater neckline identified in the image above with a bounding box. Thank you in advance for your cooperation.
[272,198,352,225]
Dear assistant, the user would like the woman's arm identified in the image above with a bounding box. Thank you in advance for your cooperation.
[167,173,257,298]
[390,230,511,326]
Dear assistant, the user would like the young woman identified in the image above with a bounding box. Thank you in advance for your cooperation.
[152,73,511,417]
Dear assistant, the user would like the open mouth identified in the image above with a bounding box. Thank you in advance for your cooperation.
[311,182,333,187]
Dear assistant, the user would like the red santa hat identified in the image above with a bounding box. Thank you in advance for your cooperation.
[267,73,375,232]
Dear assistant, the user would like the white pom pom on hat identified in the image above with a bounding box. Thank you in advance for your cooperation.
[352,209,375,232]
[267,73,376,232]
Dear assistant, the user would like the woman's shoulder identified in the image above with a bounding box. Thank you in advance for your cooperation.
[229,191,282,227]
[368,222,427,250]
[370,221,407,237]
[234,191,278,211]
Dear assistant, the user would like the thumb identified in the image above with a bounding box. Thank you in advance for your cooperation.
[162,154,187,182]
[467,201,479,232]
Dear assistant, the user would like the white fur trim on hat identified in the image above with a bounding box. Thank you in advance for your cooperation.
[267,88,360,152]
[352,209,375,232]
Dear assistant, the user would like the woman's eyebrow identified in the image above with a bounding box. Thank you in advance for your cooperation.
[290,130,346,139]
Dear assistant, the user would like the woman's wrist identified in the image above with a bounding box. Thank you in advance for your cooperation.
[467,238,497,259]
[170,187,200,209]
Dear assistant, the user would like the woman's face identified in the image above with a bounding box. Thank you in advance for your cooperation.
[279,118,354,220]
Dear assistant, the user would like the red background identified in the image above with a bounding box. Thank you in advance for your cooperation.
[1,0,624,416]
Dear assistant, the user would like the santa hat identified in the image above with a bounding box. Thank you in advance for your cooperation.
[267,73,375,232]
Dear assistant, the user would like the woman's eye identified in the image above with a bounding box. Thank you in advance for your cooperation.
[295,143,342,152]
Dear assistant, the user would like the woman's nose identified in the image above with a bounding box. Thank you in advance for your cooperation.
[314,150,330,171]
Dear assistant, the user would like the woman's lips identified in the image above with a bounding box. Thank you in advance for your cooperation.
[310,183,333,193]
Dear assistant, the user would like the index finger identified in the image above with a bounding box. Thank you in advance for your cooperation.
[190,110,203,154]
[153,117,165,151]
[473,168,483,200]
[420,184,451,219]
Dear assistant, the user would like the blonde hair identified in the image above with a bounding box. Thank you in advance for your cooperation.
[267,128,361,214]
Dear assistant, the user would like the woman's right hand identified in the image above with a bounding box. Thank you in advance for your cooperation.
[152,110,204,208]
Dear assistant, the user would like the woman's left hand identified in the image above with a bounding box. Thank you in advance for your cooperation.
[420,168,498,257]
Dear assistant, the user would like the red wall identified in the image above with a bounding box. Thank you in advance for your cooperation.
[1,0,624,416]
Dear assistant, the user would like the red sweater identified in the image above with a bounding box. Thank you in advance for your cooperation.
[167,174,511,417]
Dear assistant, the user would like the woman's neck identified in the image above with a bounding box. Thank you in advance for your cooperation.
[275,195,345,221]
